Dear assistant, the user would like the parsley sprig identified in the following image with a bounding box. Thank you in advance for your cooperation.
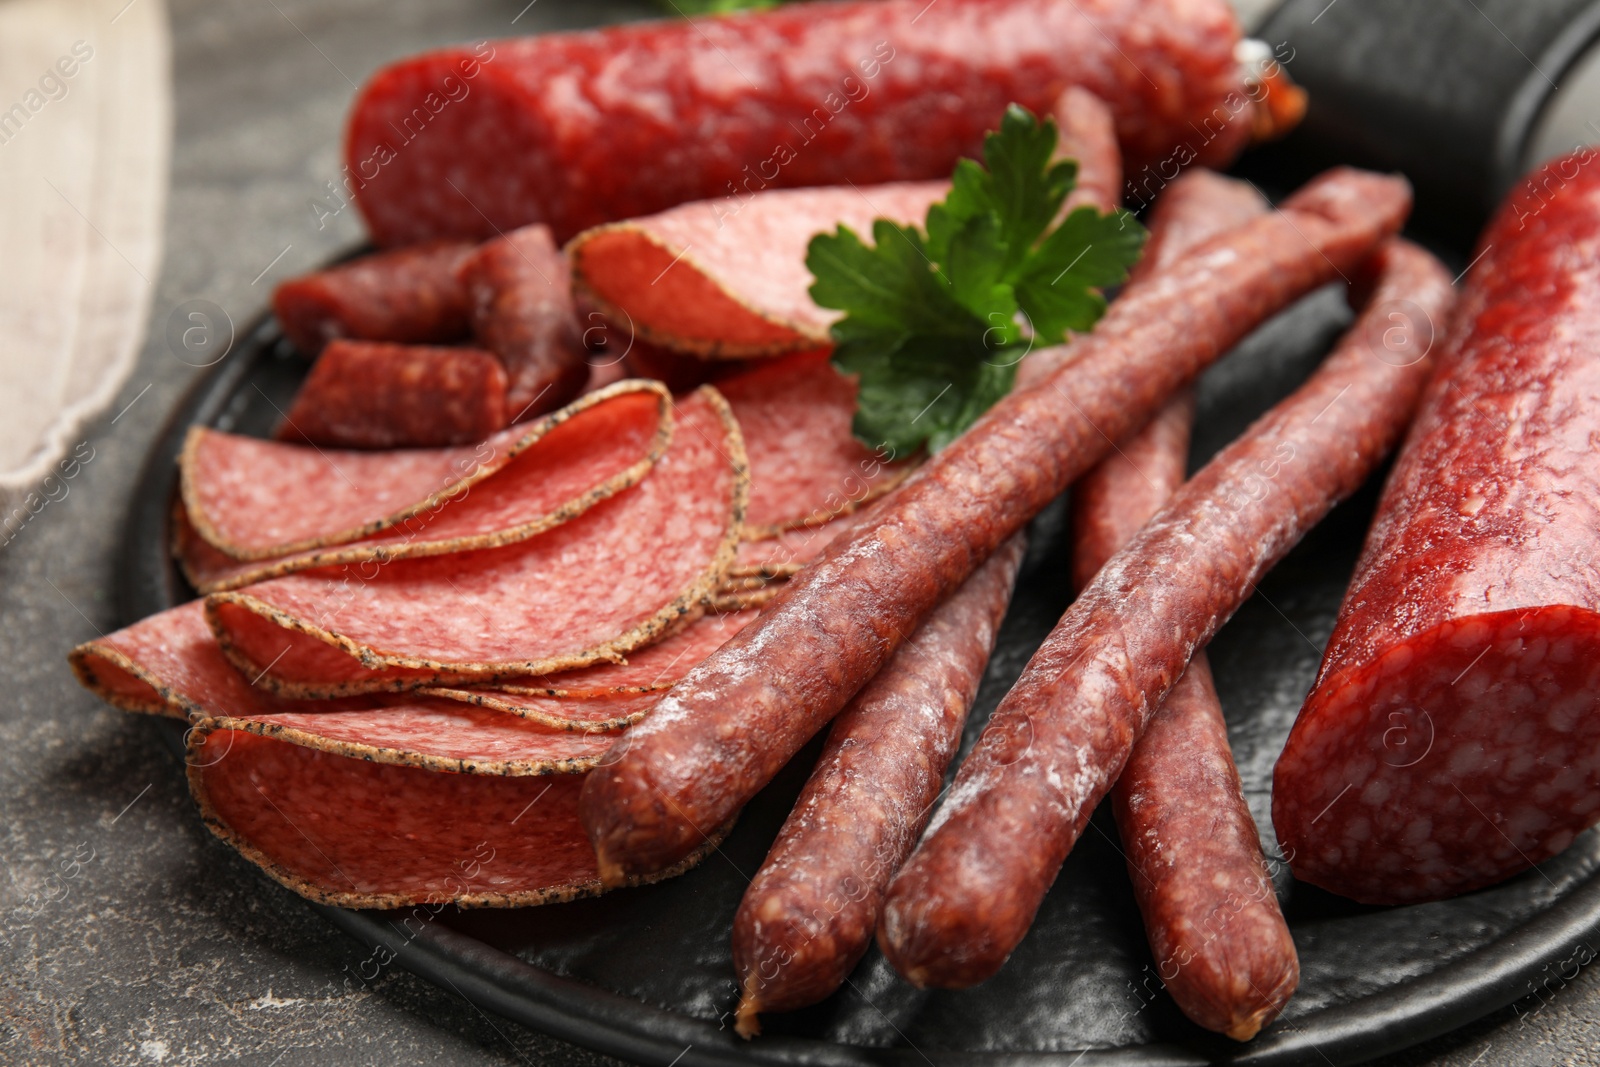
[807,104,1147,454]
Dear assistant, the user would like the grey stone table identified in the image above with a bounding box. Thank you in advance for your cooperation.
[1,1,1595,1064]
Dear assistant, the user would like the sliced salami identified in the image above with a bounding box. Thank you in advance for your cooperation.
[718,351,913,536]
[204,387,746,696]
[420,687,663,734]
[569,183,945,358]
[449,607,759,698]
[70,600,310,721]
[178,381,669,590]
[187,718,725,910]
[70,597,725,910]
[1274,150,1600,904]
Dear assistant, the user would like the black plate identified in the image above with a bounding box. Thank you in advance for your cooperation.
[122,282,1600,1067]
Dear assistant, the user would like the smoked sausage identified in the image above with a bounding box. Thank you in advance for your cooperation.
[579,168,1414,885]
[877,239,1455,989]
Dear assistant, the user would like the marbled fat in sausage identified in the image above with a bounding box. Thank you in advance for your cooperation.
[346,0,1252,244]
[1275,149,1600,904]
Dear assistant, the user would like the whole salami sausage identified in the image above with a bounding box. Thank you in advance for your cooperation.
[732,537,1024,1032]
[346,0,1254,245]
[579,168,1414,885]
[1070,172,1297,1041]
[272,241,475,357]
[1274,150,1600,905]
[274,339,508,449]
[458,224,590,420]
[876,239,1456,989]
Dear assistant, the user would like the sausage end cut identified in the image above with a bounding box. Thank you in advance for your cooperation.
[1274,149,1600,904]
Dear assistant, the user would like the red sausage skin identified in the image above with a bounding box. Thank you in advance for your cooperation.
[878,239,1453,989]
[1071,171,1296,1041]
[732,538,1023,1029]
[1275,150,1600,905]
[345,0,1250,245]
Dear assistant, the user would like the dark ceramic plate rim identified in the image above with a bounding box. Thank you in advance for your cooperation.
[120,310,1600,1067]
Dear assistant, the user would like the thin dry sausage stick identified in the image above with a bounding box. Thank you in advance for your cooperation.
[1072,173,1297,1041]
[1080,411,1303,1043]
[578,167,1413,886]
[732,537,1024,1033]
[1053,87,1122,217]
[877,238,1456,989]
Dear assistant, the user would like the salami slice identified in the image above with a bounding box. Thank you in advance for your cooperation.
[733,537,1023,1031]
[706,586,781,614]
[69,585,723,914]
[458,608,759,698]
[347,0,1251,246]
[570,85,1124,364]
[718,351,912,535]
[579,168,1414,885]
[68,601,632,754]
[274,339,509,449]
[1274,150,1600,905]
[272,241,475,357]
[187,716,725,910]
[204,387,746,696]
[459,224,590,419]
[202,701,617,774]
[420,687,663,734]
[877,239,1455,989]
[569,184,945,359]
[70,600,306,721]
[177,382,670,591]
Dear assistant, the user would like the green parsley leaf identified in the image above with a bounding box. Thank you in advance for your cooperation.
[1014,206,1149,344]
[808,103,1147,455]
